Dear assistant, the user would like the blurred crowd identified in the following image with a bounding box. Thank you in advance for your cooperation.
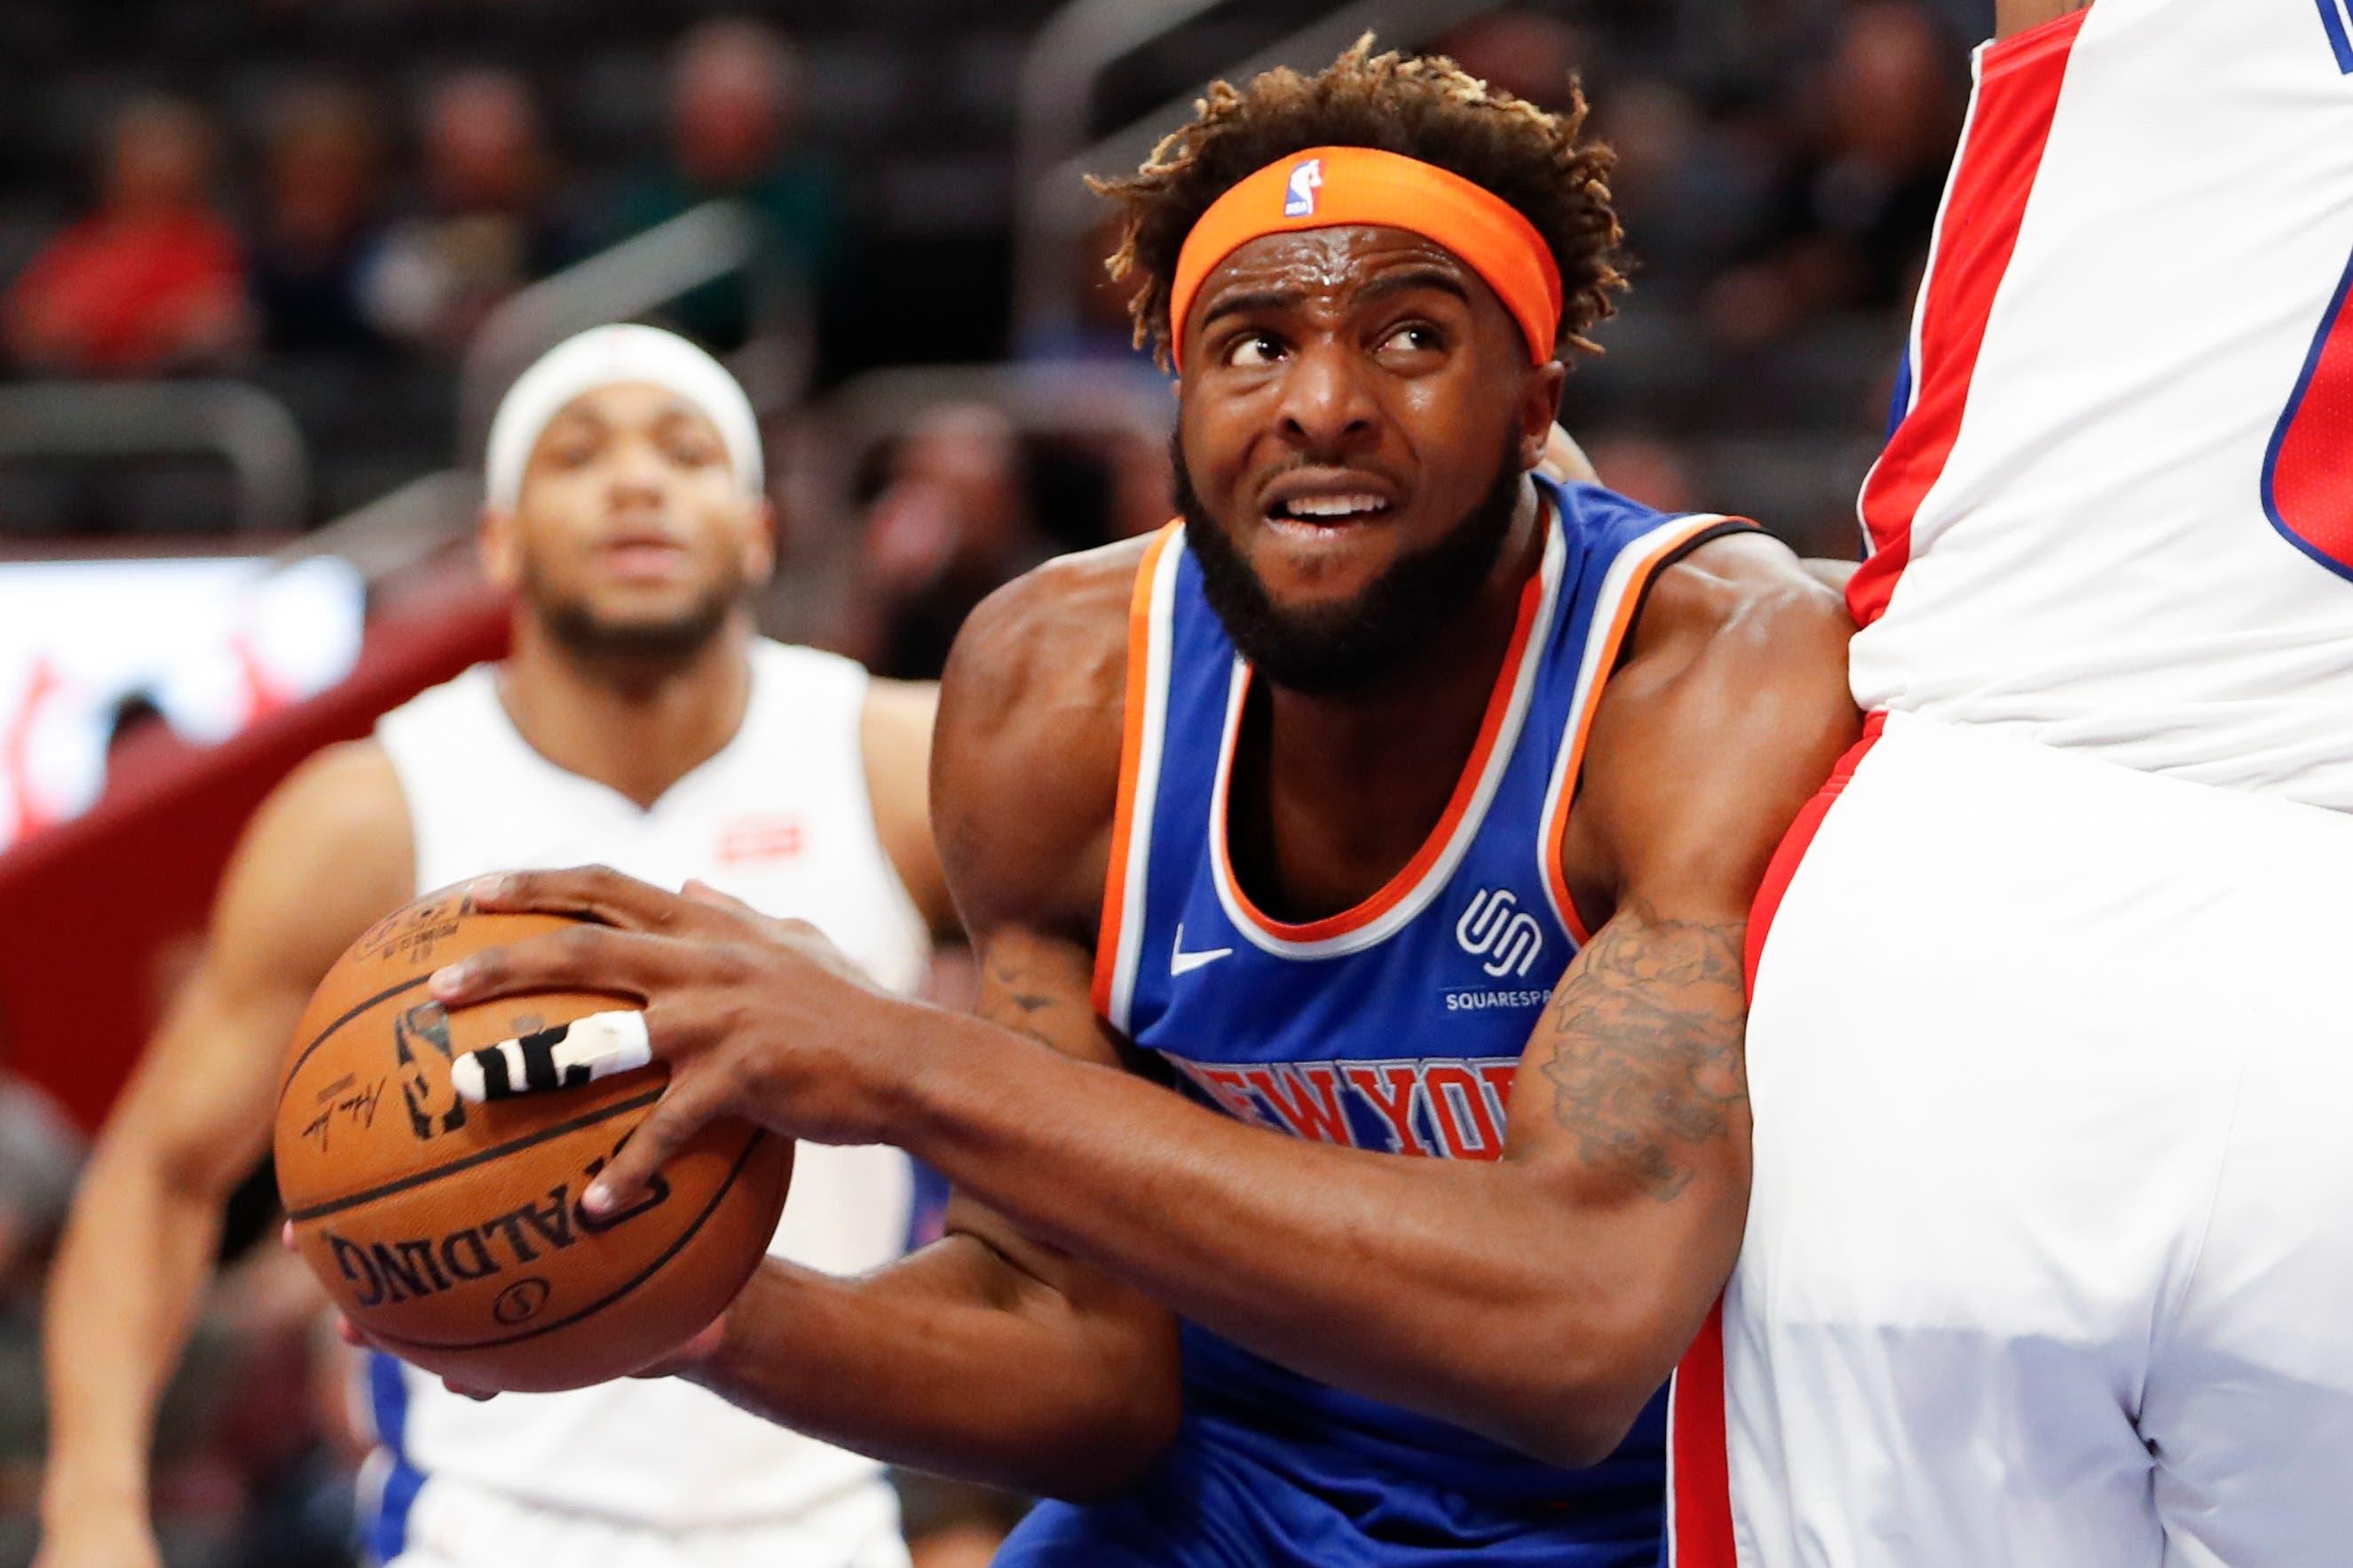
[0,0,1979,560]
[0,17,834,373]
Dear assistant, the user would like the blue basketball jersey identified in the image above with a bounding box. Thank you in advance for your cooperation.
[999,477,1747,1568]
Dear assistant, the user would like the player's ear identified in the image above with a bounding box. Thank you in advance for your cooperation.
[479,505,522,591]
[742,498,778,588]
[1517,360,1569,472]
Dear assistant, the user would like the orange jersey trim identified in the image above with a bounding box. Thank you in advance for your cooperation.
[1092,524,1181,1020]
[1544,516,1757,946]
[1212,552,1551,948]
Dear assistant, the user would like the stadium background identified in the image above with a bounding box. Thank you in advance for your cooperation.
[0,0,1988,1562]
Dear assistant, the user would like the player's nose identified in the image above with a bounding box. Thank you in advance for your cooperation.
[602,434,672,504]
[1275,339,1378,456]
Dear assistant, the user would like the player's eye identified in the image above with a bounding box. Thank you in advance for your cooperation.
[1224,333,1286,368]
[1376,322,1447,359]
[664,436,721,469]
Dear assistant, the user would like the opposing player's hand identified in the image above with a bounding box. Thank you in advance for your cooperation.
[428,866,927,1216]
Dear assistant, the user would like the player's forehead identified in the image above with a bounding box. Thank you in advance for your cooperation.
[532,382,725,447]
[1193,225,1492,321]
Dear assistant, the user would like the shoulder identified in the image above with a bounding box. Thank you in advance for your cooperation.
[1621,530,1854,680]
[254,737,408,850]
[943,535,1152,713]
[932,536,1156,942]
[1574,531,1860,910]
[211,739,414,983]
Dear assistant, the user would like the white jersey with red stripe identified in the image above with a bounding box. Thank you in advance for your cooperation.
[1849,0,2353,809]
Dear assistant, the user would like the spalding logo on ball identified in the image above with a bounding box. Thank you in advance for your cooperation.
[274,888,791,1392]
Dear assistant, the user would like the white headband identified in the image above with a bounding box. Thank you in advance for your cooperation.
[482,324,763,508]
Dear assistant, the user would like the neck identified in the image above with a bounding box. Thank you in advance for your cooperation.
[1237,478,1548,920]
[497,607,755,809]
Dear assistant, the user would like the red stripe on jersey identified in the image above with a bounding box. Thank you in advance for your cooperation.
[1667,713,1887,1564]
[1668,1298,1735,1567]
[1743,712,1887,991]
[1849,13,2087,629]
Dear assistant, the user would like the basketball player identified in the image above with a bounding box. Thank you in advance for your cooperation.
[1645,0,2353,1561]
[419,46,1859,1564]
[36,325,956,1568]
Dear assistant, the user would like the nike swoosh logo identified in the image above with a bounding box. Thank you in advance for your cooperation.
[1171,926,1235,977]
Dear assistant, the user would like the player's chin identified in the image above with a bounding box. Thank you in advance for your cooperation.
[1246,520,1404,605]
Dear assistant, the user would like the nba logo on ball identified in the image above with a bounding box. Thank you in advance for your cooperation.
[1284,157,1323,217]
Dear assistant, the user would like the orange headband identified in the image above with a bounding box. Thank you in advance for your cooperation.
[1168,145,1564,371]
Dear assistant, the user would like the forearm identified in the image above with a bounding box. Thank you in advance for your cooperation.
[894,1018,1638,1451]
[685,1232,1176,1499]
[41,1144,229,1522]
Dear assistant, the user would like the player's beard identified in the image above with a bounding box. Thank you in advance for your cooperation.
[524,559,743,666]
[1173,429,1527,697]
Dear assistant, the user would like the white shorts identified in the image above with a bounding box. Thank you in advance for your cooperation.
[1670,711,2353,1567]
[380,1470,911,1568]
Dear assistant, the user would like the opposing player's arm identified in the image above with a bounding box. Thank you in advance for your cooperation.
[1998,0,2089,37]
[859,676,959,939]
[39,742,412,1564]
[662,552,1180,1496]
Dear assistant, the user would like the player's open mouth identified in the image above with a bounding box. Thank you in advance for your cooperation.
[1260,472,1402,536]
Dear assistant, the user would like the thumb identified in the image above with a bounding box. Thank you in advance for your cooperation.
[583,1071,731,1217]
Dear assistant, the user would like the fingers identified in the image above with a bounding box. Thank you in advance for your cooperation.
[331,1312,496,1399]
[680,879,756,918]
[430,924,688,1006]
[582,1069,735,1217]
[464,865,696,931]
[452,1009,654,1104]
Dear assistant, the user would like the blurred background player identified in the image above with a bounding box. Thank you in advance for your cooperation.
[35,325,956,1568]
[1678,0,2353,1563]
[413,42,1855,1566]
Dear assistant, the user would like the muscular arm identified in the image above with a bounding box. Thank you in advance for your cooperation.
[869,533,1857,1463]
[449,538,1852,1469]
[1999,0,2089,36]
[677,551,1181,1497]
[39,744,412,1559]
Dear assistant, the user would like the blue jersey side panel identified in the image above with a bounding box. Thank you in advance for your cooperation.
[1032,479,1742,1567]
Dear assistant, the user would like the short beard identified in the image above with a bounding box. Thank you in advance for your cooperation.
[1174,432,1528,697]
[525,570,740,668]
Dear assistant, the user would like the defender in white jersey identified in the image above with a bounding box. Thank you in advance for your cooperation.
[1670,3,2353,1564]
[37,327,956,1568]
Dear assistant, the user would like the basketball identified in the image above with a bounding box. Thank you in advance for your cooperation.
[273,888,792,1392]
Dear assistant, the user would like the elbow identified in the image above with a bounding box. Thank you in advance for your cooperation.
[1473,1301,1688,1471]
[1017,1369,1182,1502]
[1494,1384,1656,1472]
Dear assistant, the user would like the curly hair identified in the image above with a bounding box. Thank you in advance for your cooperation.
[1089,35,1626,369]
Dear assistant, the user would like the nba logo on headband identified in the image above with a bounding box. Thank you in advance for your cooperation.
[1283,157,1323,218]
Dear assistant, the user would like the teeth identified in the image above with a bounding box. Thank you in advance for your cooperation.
[1283,494,1386,519]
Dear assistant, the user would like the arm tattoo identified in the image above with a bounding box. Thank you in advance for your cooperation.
[982,953,1084,1049]
[1536,902,1748,1203]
